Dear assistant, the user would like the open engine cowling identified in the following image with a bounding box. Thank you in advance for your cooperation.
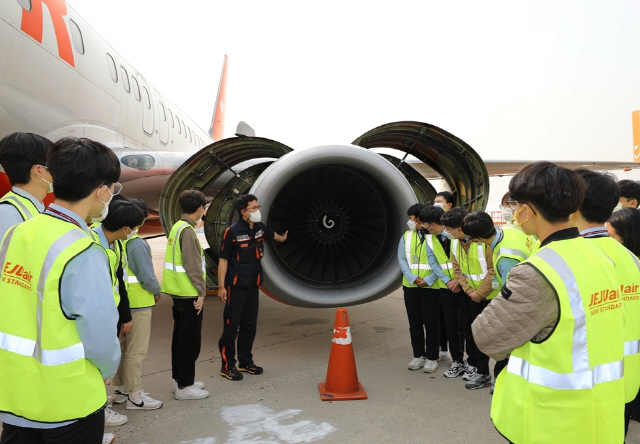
[159,121,489,307]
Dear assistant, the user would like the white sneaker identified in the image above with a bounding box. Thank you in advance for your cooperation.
[408,356,427,370]
[423,359,438,373]
[103,432,115,444]
[175,384,209,400]
[112,386,128,405]
[172,379,205,394]
[126,389,163,410]
[462,365,477,381]
[104,406,128,426]
[438,350,451,362]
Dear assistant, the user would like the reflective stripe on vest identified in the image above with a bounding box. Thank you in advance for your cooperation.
[506,247,623,389]
[405,231,431,271]
[161,221,205,297]
[452,240,488,280]
[0,226,87,366]
[425,236,453,270]
[0,192,38,221]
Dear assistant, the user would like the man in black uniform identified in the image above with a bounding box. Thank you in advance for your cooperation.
[217,194,287,380]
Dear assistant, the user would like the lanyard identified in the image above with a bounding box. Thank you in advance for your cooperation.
[45,207,82,229]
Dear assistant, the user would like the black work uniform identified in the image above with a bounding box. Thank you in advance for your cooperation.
[218,217,274,371]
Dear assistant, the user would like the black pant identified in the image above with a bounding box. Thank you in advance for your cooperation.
[439,305,448,352]
[219,285,259,370]
[171,297,203,387]
[441,289,470,363]
[465,298,490,375]
[403,286,441,361]
[626,388,640,437]
[0,407,105,444]
[494,358,509,379]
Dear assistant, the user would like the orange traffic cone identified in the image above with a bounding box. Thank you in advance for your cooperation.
[318,308,368,401]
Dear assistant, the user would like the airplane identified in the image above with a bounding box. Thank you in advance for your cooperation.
[1,0,639,308]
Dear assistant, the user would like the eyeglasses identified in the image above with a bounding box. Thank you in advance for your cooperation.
[111,182,122,196]
[505,199,537,215]
[247,204,261,211]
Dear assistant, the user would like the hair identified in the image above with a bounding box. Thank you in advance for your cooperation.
[508,161,585,223]
[178,190,206,214]
[418,205,444,224]
[47,138,120,202]
[128,198,149,219]
[618,180,640,207]
[461,211,497,239]
[608,208,640,257]
[407,203,424,218]
[435,191,454,204]
[0,132,52,185]
[501,191,511,207]
[441,206,468,228]
[102,200,146,231]
[574,169,620,224]
[235,193,258,214]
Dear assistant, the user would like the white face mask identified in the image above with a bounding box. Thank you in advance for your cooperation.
[91,186,113,223]
[433,202,445,209]
[613,202,623,213]
[443,228,455,240]
[502,207,514,222]
[406,219,417,231]
[37,175,54,194]
[126,228,138,240]
[249,209,262,223]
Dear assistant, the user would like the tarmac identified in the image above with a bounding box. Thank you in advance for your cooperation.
[6,235,640,443]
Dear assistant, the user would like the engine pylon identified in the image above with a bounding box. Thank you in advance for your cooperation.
[318,308,368,401]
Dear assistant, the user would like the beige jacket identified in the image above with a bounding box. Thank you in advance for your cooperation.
[451,239,496,299]
[471,263,559,361]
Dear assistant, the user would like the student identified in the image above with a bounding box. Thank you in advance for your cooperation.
[0,138,121,444]
[434,191,454,212]
[473,161,625,444]
[570,169,640,439]
[217,194,287,380]
[107,199,163,411]
[460,211,533,391]
[161,190,209,400]
[443,207,498,390]
[617,179,640,209]
[0,132,53,238]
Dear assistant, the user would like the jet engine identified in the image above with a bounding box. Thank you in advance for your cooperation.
[159,121,489,307]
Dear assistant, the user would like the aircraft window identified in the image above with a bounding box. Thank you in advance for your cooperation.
[142,86,151,109]
[17,0,31,12]
[188,127,192,142]
[176,117,182,134]
[168,109,174,128]
[181,121,186,138]
[69,20,84,55]
[120,67,130,93]
[159,101,166,121]
[107,53,118,82]
[131,76,141,101]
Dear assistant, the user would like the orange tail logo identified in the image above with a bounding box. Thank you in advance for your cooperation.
[21,0,74,67]
[633,111,640,162]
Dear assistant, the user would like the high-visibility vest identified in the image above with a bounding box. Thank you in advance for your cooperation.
[402,230,431,288]
[91,226,124,307]
[124,234,156,309]
[492,228,533,286]
[491,237,625,444]
[0,191,39,221]
[503,225,540,255]
[452,239,500,300]
[425,234,455,289]
[161,220,205,297]
[0,214,107,422]
[588,236,640,402]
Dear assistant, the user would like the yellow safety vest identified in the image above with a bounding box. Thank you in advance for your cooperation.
[0,191,39,221]
[492,228,533,286]
[0,214,106,422]
[90,226,125,307]
[491,237,625,444]
[587,236,640,402]
[503,225,540,255]
[402,230,431,288]
[161,220,205,297]
[452,239,500,300]
[124,234,156,309]
[425,234,455,289]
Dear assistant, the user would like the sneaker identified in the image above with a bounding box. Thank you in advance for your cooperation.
[465,373,492,390]
[490,380,495,394]
[407,356,426,371]
[113,387,128,405]
[443,361,467,378]
[462,364,477,381]
[103,433,115,444]
[220,367,244,380]
[104,406,128,426]
[171,379,204,394]
[174,384,210,400]
[423,359,438,373]
[239,364,264,375]
[438,350,451,362]
[126,389,163,410]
